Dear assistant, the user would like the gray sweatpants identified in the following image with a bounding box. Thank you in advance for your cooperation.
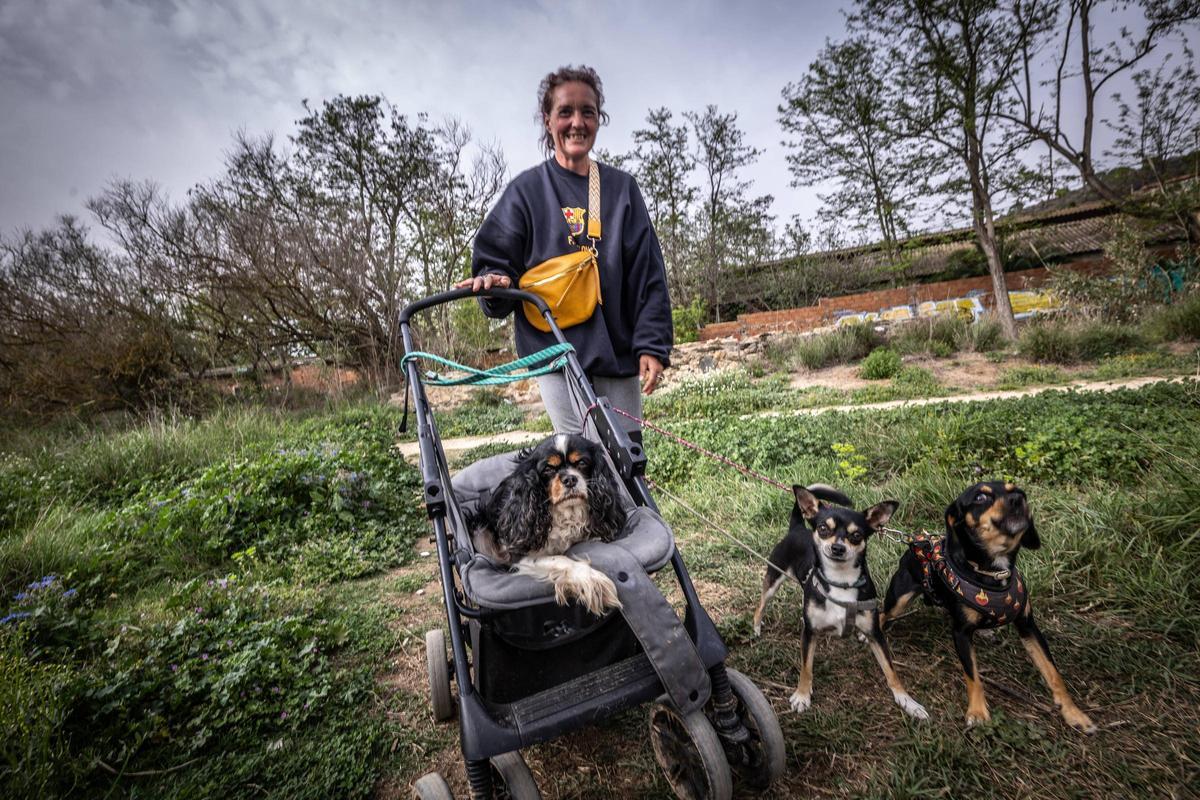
[536,372,643,437]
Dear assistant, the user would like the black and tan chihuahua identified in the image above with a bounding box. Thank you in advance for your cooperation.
[753,485,928,720]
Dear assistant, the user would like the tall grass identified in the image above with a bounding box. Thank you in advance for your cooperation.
[767,324,882,371]
[1144,290,1200,341]
[1019,318,1148,364]
[890,314,1006,357]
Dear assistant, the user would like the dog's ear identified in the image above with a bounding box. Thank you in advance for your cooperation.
[587,459,627,542]
[792,485,820,520]
[1021,517,1041,550]
[863,500,899,530]
[944,497,966,536]
[492,463,550,553]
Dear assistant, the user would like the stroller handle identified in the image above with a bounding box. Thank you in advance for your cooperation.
[399,287,551,326]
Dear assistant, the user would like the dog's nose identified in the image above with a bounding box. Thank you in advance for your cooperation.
[560,473,578,489]
[830,543,846,557]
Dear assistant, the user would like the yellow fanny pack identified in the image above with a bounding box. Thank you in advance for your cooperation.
[519,159,602,333]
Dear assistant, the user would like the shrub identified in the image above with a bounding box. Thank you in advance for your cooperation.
[1073,322,1146,360]
[929,340,955,358]
[962,314,1006,352]
[1019,321,1078,363]
[1145,291,1200,341]
[672,298,708,344]
[1045,215,1162,322]
[893,366,940,393]
[860,348,902,380]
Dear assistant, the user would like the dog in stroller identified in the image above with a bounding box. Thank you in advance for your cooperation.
[402,287,786,800]
[467,433,626,616]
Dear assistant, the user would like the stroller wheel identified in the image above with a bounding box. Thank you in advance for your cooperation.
[649,700,733,800]
[426,628,454,721]
[412,771,454,799]
[722,668,786,789]
[490,751,541,799]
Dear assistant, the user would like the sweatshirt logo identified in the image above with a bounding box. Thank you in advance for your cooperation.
[561,207,586,238]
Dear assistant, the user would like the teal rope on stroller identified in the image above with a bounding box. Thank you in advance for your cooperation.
[401,343,575,386]
[398,343,575,433]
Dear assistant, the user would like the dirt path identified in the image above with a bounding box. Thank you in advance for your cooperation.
[398,374,1192,462]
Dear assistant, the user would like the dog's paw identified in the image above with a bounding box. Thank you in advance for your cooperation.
[965,709,991,727]
[788,692,812,714]
[752,620,762,637]
[855,631,869,644]
[1063,707,1097,735]
[573,568,622,616]
[893,691,929,720]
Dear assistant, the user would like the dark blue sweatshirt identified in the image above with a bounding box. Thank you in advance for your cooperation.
[471,159,673,377]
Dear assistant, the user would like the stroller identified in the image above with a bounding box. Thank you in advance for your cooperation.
[401,288,785,800]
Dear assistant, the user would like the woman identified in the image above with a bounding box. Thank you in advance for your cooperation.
[458,65,672,441]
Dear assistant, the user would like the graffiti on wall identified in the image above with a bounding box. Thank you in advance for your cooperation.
[834,288,1061,327]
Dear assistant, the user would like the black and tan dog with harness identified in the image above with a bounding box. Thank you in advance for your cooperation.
[753,485,928,720]
[881,481,1097,733]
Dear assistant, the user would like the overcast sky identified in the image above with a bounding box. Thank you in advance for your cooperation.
[0,0,1190,240]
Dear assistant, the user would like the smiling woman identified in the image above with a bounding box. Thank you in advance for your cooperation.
[457,65,673,444]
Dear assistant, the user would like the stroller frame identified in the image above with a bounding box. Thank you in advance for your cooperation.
[401,288,782,799]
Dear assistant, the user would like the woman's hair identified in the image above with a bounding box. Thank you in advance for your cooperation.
[536,65,610,154]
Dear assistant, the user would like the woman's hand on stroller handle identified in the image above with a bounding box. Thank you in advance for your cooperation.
[456,272,512,293]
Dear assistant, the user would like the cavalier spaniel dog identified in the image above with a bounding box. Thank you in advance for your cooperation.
[467,433,627,615]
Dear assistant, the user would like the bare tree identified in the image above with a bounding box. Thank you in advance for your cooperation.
[90,98,505,391]
[1006,0,1200,205]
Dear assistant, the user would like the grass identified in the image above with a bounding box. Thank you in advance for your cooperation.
[994,364,1071,389]
[3,357,1200,797]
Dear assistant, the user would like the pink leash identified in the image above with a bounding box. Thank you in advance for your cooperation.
[602,405,792,493]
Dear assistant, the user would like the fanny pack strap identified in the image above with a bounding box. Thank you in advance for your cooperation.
[586,159,601,241]
[549,158,601,249]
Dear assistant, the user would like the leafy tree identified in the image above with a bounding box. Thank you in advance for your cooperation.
[628,108,697,301]
[853,0,1054,339]
[779,37,928,259]
[685,106,772,320]
[1106,44,1200,243]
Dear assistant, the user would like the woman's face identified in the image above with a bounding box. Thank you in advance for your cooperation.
[546,81,599,163]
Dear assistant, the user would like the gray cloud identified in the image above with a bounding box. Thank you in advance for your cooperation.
[0,0,1178,241]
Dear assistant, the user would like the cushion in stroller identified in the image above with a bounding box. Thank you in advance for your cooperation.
[450,450,675,611]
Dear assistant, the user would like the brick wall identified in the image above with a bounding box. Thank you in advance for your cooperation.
[698,260,1108,340]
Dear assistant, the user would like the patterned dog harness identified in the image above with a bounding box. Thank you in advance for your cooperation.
[808,568,878,637]
[908,534,1027,626]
